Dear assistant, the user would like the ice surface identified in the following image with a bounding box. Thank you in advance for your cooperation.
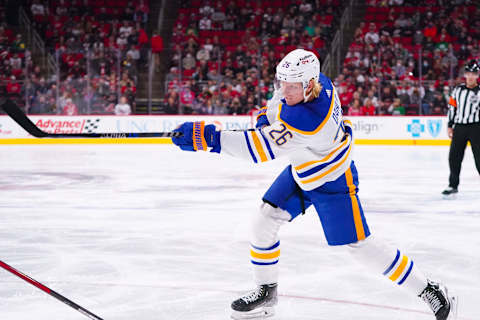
[0,144,478,320]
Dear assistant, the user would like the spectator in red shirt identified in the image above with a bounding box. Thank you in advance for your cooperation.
[339,84,353,110]
[361,98,376,116]
[62,98,79,115]
[347,99,363,116]
[423,21,437,40]
[6,76,21,96]
[151,30,164,73]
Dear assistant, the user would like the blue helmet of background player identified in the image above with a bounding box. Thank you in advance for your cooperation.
[464,60,480,73]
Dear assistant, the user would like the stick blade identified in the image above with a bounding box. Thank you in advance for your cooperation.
[0,99,48,137]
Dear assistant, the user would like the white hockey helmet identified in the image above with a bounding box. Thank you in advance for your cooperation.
[275,49,320,102]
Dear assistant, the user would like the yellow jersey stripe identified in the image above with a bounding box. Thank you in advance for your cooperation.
[300,143,351,184]
[277,87,335,135]
[345,168,365,241]
[389,255,409,282]
[250,131,268,162]
[250,249,280,260]
[294,136,349,171]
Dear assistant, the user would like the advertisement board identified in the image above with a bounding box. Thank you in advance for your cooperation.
[0,115,450,145]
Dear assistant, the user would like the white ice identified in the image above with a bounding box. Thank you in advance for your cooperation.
[0,143,478,320]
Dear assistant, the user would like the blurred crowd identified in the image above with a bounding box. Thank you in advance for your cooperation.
[335,0,479,116]
[0,13,30,110]
[164,0,479,116]
[23,0,151,114]
[163,0,345,114]
[3,0,480,116]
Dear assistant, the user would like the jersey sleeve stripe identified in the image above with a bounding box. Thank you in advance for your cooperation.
[259,130,275,160]
[244,131,258,163]
[250,131,268,162]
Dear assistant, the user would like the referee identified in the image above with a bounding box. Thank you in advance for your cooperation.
[442,59,480,196]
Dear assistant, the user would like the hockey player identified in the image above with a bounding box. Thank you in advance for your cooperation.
[171,49,456,320]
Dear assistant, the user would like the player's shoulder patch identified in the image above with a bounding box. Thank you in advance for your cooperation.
[278,75,335,135]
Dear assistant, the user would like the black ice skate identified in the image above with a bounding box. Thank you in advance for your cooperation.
[419,280,457,320]
[231,283,277,319]
[441,187,458,197]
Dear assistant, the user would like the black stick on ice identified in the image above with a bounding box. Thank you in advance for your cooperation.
[0,260,104,320]
[0,99,181,138]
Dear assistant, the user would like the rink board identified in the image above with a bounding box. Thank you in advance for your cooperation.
[0,115,451,145]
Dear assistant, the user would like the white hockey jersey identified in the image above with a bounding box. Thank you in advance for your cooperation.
[221,73,353,191]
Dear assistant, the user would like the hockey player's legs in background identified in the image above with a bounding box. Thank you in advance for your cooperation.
[447,125,469,191]
[231,162,456,320]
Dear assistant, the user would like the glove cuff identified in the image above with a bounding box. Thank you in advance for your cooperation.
[205,124,221,153]
[192,121,221,153]
[192,121,208,151]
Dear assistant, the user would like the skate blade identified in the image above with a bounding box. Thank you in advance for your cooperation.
[231,307,275,319]
[442,194,457,200]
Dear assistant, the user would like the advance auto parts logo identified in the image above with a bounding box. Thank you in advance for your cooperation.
[35,118,101,134]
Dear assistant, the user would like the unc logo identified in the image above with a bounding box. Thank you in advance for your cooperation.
[427,120,442,138]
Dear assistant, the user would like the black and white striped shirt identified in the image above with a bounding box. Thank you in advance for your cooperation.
[447,84,480,128]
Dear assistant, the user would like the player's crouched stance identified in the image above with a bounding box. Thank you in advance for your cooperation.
[171,49,457,320]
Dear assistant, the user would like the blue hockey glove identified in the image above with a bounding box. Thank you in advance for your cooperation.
[172,121,221,153]
[255,107,270,129]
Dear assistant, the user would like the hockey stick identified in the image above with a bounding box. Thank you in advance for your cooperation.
[0,99,181,138]
[0,260,104,320]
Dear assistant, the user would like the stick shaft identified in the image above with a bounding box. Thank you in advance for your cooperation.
[0,260,104,320]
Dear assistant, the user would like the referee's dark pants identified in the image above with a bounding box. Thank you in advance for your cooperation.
[448,123,480,188]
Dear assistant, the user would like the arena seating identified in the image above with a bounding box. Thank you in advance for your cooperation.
[163,0,346,114]
[24,0,149,114]
[339,0,479,116]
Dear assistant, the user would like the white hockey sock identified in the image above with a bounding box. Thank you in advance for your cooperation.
[348,236,427,296]
[250,203,291,286]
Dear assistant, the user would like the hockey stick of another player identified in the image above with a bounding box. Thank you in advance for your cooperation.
[0,260,104,320]
[0,99,181,138]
